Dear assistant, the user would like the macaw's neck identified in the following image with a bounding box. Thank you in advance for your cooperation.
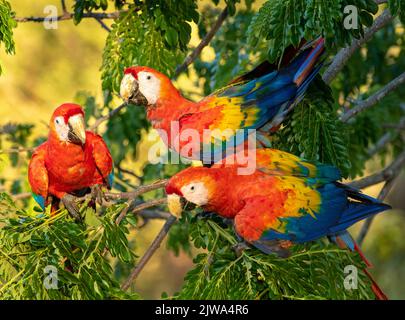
[202,169,246,219]
[47,132,87,159]
[145,90,199,130]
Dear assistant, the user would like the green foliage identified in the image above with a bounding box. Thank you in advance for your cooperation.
[388,0,405,24]
[273,76,351,177]
[247,0,379,62]
[175,214,374,299]
[0,194,139,299]
[105,105,148,165]
[331,20,405,177]
[146,0,199,50]
[0,0,16,74]
[194,8,260,95]
[73,0,109,24]
[345,90,404,177]
[101,1,198,95]
[0,123,35,171]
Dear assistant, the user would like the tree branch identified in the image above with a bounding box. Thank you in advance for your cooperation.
[61,0,67,14]
[323,9,393,84]
[115,198,167,224]
[340,72,405,122]
[173,7,228,78]
[121,215,177,291]
[94,17,111,32]
[105,179,167,201]
[11,192,32,201]
[89,102,127,131]
[116,164,141,179]
[349,149,405,189]
[139,209,171,221]
[0,147,33,154]
[14,11,122,23]
[357,177,398,246]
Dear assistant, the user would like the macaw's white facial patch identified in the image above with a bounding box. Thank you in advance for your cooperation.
[137,71,161,105]
[181,182,209,206]
[54,116,69,141]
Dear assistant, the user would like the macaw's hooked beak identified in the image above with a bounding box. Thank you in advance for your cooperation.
[167,194,197,219]
[120,74,148,106]
[167,194,184,219]
[68,115,86,145]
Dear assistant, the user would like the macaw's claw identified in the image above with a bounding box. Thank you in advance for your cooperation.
[90,184,105,206]
[232,241,251,257]
[61,194,81,221]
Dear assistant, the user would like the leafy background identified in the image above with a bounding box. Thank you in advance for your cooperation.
[0,0,404,299]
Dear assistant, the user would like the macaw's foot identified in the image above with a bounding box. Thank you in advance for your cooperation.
[90,184,105,206]
[61,194,81,221]
[279,240,293,249]
[232,241,251,257]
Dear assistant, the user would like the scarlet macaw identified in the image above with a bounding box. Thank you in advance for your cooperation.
[120,39,325,163]
[165,148,390,299]
[28,103,113,219]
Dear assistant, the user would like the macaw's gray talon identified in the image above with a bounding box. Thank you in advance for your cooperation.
[232,241,251,257]
[90,185,104,206]
[61,194,81,221]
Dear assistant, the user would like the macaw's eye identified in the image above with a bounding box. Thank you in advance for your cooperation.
[190,186,195,191]
[55,119,60,124]
[147,75,151,80]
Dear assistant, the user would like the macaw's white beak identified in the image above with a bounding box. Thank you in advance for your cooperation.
[120,74,138,102]
[68,114,86,145]
[120,73,148,105]
[167,194,184,219]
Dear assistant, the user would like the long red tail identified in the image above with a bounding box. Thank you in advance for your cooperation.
[353,242,388,300]
[332,232,388,300]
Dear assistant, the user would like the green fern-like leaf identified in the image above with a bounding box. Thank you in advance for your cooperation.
[247,0,381,63]
[0,0,16,75]
[176,216,375,300]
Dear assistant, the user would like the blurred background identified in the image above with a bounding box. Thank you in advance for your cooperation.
[0,0,404,299]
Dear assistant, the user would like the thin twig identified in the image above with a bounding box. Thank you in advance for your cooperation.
[116,164,141,179]
[89,103,127,131]
[14,11,122,23]
[323,10,393,84]
[94,17,111,32]
[173,7,228,78]
[11,192,32,201]
[115,198,167,224]
[105,179,167,200]
[121,215,177,291]
[367,132,394,157]
[349,149,405,189]
[357,177,398,246]
[61,0,67,14]
[0,147,33,154]
[139,209,171,220]
[340,72,405,122]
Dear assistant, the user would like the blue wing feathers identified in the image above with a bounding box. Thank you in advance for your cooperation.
[32,193,45,211]
[260,182,390,244]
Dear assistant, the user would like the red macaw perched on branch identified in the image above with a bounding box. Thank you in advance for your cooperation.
[165,148,390,300]
[28,103,113,219]
[120,38,325,163]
